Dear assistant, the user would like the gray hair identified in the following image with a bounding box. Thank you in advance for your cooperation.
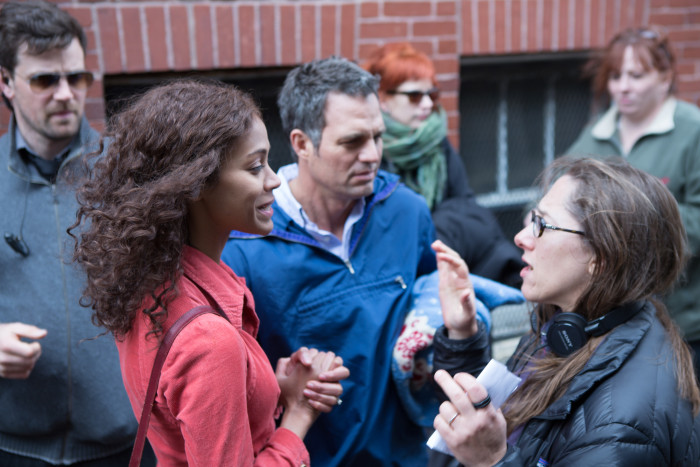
[277,56,379,150]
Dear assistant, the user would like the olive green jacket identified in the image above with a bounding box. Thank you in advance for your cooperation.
[567,98,700,341]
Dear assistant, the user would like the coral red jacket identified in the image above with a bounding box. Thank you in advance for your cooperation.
[117,246,309,466]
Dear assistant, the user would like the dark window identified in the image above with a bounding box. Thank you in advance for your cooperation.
[459,54,592,239]
[103,69,293,170]
[103,56,593,241]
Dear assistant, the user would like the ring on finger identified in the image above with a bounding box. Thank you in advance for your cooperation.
[336,398,343,406]
[472,394,491,410]
[447,412,459,426]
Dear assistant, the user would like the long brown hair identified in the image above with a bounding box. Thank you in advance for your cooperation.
[504,156,700,431]
[71,79,261,339]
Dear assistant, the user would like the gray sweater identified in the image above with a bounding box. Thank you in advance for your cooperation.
[0,118,137,463]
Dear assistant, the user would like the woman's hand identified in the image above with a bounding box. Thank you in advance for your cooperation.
[432,240,478,339]
[433,369,507,467]
[275,348,348,439]
[278,347,349,411]
[304,353,348,413]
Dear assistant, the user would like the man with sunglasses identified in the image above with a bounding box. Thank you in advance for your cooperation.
[0,2,151,466]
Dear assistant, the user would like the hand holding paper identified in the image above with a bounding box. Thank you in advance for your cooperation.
[427,359,521,456]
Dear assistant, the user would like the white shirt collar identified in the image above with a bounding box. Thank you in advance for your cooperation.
[591,97,677,140]
[274,163,365,261]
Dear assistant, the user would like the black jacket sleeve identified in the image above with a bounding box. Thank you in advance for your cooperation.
[428,321,495,467]
[432,320,491,404]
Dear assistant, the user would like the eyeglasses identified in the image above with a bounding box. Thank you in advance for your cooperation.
[530,210,585,238]
[386,87,440,104]
[14,71,94,94]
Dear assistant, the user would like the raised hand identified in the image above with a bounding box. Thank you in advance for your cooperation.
[432,240,478,339]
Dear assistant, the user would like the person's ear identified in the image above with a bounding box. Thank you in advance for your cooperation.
[290,129,313,161]
[588,257,597,276]
[660,70,673,95]
[378,91,389,111]
[0,68,14,101]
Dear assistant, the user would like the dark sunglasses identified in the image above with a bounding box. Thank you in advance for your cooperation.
[16,71,94,94]
[386,87,440,105]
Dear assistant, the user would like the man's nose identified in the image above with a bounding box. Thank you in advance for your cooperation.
[359,139,381,163]
[52,77,75,101]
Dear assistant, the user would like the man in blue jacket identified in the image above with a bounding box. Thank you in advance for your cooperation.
[0,2,153,465]
[222,57,437,466]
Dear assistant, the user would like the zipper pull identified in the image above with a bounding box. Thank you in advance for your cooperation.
[394,275,406,289]
[344,259,355,274]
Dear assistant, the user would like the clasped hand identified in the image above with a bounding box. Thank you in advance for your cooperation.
[276,347,348,419]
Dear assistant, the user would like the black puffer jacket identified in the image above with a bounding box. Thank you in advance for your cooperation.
[434,300,700,466]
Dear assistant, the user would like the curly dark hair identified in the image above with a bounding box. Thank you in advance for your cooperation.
[71,79,261,339]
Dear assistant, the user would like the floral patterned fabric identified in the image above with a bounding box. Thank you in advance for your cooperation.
[392,271,525,426]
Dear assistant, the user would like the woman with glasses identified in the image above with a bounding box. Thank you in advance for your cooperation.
[567,27,700,377]
[430,157,700,466]
[71,80,349,465]
[362,43,524,288]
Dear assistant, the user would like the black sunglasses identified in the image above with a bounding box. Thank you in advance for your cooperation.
[16,71,94,94]
[530,210,585,238]
[386,87,440,105]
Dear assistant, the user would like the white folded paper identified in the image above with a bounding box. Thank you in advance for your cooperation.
[427,359,521,455]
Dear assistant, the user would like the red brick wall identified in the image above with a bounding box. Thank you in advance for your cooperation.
[1,0,699,146]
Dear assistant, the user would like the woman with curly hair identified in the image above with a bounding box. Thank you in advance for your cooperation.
[431,157,700,465]
[71,79,348,466]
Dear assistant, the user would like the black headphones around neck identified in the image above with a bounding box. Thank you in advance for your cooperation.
[545,301,645,357]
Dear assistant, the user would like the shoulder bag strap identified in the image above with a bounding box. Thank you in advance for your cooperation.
[128,304,229,467]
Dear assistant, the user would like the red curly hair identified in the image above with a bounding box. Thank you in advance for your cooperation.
[362,42,437,93]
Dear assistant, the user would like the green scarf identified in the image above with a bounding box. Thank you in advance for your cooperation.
[381,108,447,210]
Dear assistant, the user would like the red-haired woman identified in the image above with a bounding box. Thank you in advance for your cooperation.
[567,27,700,376]
[363,43,524,288]
[72,80,348,466]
